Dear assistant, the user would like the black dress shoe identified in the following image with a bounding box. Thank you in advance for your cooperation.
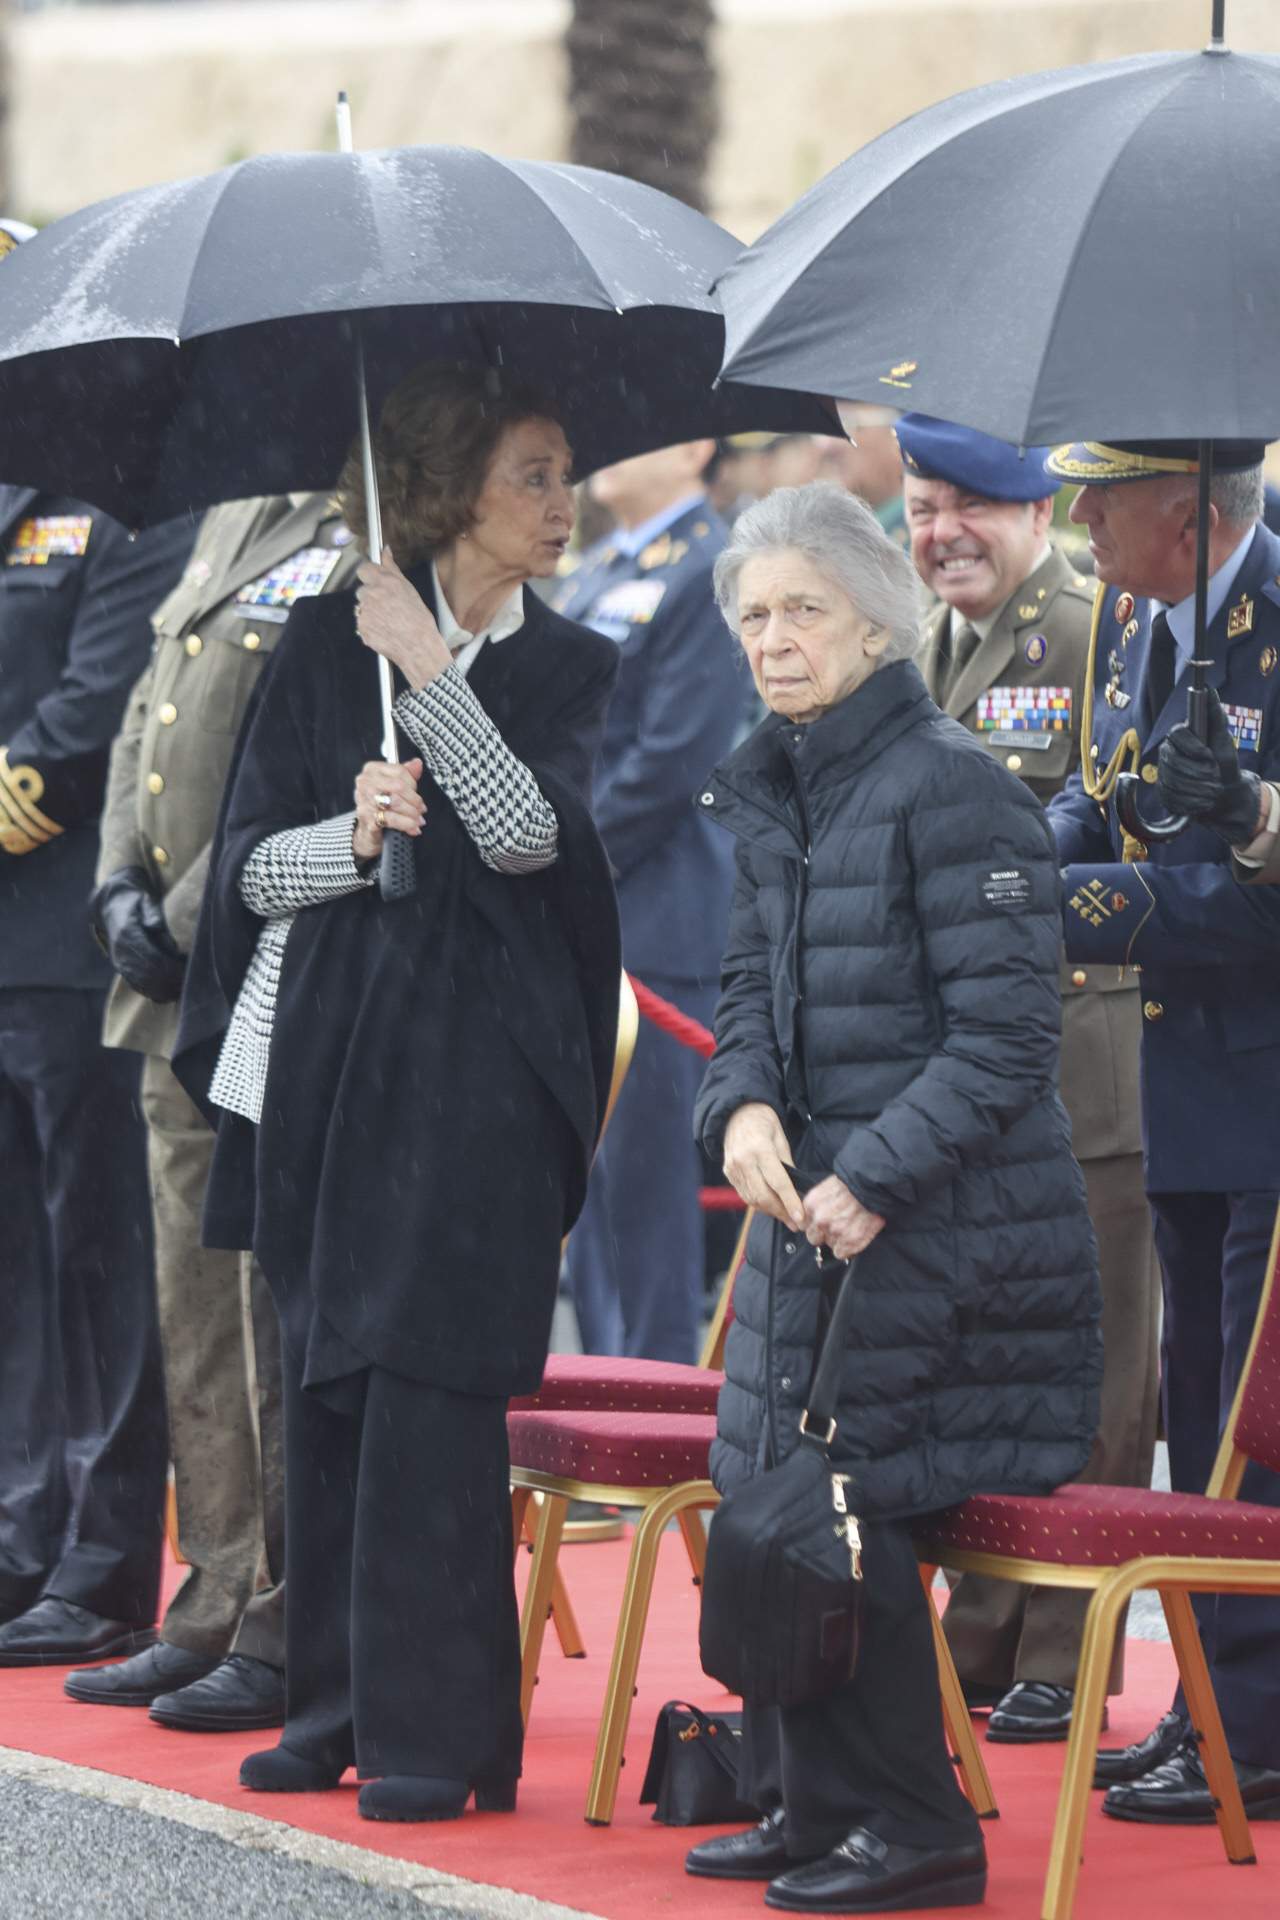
[987,1681,1108,1744]
[765,1827,987,1912]
[687,1807,800,1880]
[1102,1738,1280,1825]
[0,1597,156,1668]
[150,1653,286,1731]
[65,1639,219,1706]
[1093,1709,1187,1787]
[960,1681,1006,1713]
[357,1773,518,1822]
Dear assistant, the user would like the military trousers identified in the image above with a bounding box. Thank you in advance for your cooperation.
[1153,1188,1280,1771]
[0,986,166,1624]
[140,1055,284,1664]
[943,1149,1160,1693]
[564,972,713,1364]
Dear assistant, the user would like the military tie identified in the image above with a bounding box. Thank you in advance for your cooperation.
[1140,610,1177,735]
[945,619,981,704]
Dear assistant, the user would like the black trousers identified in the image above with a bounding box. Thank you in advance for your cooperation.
[737,1520,981,1857]
[0,987,166,1623]
[1152,1189,1280,1770]
[279,1339,523,1783]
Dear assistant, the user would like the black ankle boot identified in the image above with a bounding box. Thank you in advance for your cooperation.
[239,1744,345,1792]
[357,1773,518,1822]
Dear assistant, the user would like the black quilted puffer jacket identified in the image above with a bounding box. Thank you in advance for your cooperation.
[694,660,1102,1521]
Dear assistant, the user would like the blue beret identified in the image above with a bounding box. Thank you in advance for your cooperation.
[895,414,1061,502]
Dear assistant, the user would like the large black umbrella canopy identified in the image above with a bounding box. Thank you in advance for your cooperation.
[715,39,1280,443]
[0,145,832,526]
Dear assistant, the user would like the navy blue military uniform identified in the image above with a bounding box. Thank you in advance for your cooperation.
[1047,512,1280,1771]
[552,498,742,1360]
[0,487,191,1630]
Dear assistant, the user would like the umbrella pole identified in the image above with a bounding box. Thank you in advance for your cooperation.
[1113,440,1213,846]
[336,90,416,902]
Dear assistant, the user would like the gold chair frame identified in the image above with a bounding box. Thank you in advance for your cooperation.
[917,1200,1280,1920]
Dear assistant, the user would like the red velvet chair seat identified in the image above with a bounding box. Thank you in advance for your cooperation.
[507,1409,716,1487]
[923,1483,1280,1565]
[509,1354,722,1415]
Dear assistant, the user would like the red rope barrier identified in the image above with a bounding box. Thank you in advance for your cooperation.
[627,974,745,1210]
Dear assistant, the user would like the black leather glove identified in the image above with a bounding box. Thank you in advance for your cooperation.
[89,866,187,1004]
[1156,688,1263,846]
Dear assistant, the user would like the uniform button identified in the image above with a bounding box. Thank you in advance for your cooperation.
[1143,999,1164,1021]
[700,790,715,806]
[779,1375,792,1391]
[146,772,164,796]
[243,630,262,651]
[1006,753,1023,773]
[152,845,170,866]
[184,633,203,657]
[158,702,178,725]
[1141,763,1159,784]
[1071,968,1087,987]
[784,1241,796,1256]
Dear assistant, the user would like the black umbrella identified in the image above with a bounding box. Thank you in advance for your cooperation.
[713,1,1274,843]
[0,119,833,895]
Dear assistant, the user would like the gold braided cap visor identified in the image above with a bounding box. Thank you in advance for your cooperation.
[1045,442,1201,484]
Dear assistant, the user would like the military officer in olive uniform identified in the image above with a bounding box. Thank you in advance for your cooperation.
[1045,438,1280,1824]
[65,494,361,1729]
[897,415,1160,1744]
[0,321,193,1659]
[553,442,742,1362]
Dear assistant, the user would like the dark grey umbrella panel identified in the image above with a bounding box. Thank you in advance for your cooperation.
[0,148,833,523]
[716,46,1280,445]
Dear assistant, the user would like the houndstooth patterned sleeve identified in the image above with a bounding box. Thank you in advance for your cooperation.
[395,668,558,873]
[238,810,376,915]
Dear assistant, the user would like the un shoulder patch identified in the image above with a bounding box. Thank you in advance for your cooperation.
[980,866,1032,912]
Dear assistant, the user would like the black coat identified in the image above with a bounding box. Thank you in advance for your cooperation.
[694,660,1102,1520]
[177,574,621,1398]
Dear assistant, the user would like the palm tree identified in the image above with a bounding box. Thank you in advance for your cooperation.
[566,0,716,213]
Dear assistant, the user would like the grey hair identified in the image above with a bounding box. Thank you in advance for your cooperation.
[713,483,921,664]
[1209,464,1265,529]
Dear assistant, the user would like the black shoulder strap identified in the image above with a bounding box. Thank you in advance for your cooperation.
[801,1252,858,1448]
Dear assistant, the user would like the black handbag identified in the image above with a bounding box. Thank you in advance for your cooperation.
[638,1700,762,1825]
[699,1239,865,1710]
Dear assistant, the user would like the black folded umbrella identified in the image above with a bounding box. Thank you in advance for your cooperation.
[0,143,833,529]
[713,1,1276,842]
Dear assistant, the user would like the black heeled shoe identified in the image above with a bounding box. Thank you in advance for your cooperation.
[239,1744,346,1792]
[357,1773,519,1822]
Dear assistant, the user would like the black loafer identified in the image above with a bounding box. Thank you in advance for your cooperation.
[1102,1739,1280,1825]
[765,1827,987,1912]
[687,1807,799,1880]
[987,1681,1107,1744]
[65,1638,219,1706]
[150,1653,285,1732]
[0,1597,156,1668]
[1093,1709,1186,1787]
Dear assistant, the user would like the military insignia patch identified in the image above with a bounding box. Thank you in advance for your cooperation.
[879,359,918,391]
[1261,645,1277,677]
[1104,683,1132,709]
[1024,633,1047,664]
[1114,593,1135,625]
[591,577,667,633]
[6,515,92,565]
[1226,595,1255,640]
[235,546,342,618]
[1068,878,1118,928]
[1222,703,1263,753]
[1017,604,1040,622]
[977,686,1071,732]
[1123,619,1139,643]
[637,533,672,571]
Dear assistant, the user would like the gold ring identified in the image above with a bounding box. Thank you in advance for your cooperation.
[374,805,388,832]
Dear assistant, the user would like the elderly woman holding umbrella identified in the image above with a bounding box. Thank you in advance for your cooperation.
[183,361,620,1823]
[685,484,1100,1912]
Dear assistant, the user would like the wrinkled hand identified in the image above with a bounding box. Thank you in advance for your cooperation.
[89,866,186,1004]
[355,547,452,691]
[722,1102,805,1231]
[802,1174,885,1263]
[1157,688,1263,846]
[352,758,426,863]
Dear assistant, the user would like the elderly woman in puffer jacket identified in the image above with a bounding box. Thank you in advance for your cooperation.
[684,485,1101,1917]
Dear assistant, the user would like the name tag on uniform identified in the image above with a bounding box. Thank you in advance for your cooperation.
[1222,703,1263,753]
[590,577,667,633]
[6,515,92,565]
[234,545,342,620]
[976,685,1072,733]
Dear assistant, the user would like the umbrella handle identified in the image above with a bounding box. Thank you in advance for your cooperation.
[337,90,416,903]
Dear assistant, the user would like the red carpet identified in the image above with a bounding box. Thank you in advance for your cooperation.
[1,1537,1277,1918]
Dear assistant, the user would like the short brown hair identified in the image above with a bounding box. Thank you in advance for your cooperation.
[338,361,560,566]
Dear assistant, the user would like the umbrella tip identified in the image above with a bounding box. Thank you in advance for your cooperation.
[1206,0,1227,49]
